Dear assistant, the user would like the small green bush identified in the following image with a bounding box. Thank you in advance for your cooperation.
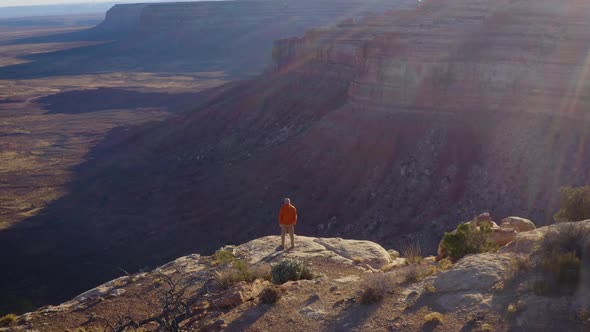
[554,186,590,222]
[441,222,497,261]
[0,314,17,327]
[212,248,236,266]
[270,258,316,284]
[260,286,283,304]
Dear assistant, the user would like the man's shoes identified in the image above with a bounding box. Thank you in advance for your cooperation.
[276,245,285,251]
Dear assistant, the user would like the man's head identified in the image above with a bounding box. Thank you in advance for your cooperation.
[284,198,291,205]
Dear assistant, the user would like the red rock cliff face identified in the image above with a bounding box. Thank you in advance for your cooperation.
[275,0,590,118]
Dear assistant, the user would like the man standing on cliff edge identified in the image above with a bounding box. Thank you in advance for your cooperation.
[278,198,297,249]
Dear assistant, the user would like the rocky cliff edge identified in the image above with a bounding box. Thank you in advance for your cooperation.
[2,220,589,331]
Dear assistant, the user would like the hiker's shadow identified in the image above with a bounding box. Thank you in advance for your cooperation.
[258,246,293,263]
[224,304,272,332]
[323,299,379,332]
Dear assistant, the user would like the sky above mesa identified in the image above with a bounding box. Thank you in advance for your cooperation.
[0,0,201,7]
[0,0,102,5]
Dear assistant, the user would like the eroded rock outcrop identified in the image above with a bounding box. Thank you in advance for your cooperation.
[436,214,537,260]
[234,236,392,269]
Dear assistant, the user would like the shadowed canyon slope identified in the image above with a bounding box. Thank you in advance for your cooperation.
[2,0,590,314]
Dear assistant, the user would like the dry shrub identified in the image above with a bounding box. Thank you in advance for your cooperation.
[403,264,437,284]
[505,255,534,285]
[358,274,396,305]
[352,256,363,264]
[0,314,17,327]
[507,300,526,314]
[576,308,590,321]
[212,261,270,289]
[538,223,589,293]
[401,241,423,264]
[424,283,436,293]
[530,279,548,296]
[554,185,590,222]
[259,285,283,304]
[438,258,453,270]
[543,251,581,285]
[479,323,495,332]
[423,312,444,326]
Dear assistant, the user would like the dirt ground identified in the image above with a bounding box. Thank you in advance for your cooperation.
[0,27,229,229]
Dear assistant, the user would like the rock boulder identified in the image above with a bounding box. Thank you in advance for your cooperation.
[236,236,392,269]
[500,217,536,232]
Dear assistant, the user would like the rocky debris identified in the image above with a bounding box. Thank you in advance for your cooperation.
[381,258,408,271]
[214,280,269,309]
[473,213,493,227]
[155,254,203,274]
[429,252,512,311]
[333,275,361,283]
[388,249,401,259]
[298,306,327,320]
[10,222,590,330]
[236,236,392,269]
[433,253,514,293]
[437,292,489,311]
[489,227,519,247]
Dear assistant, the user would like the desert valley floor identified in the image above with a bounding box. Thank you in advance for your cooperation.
[0,26,228,230]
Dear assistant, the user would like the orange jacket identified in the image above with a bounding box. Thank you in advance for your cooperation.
[278,203,297,225]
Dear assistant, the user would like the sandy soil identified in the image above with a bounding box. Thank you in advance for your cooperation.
[0,27,229,230]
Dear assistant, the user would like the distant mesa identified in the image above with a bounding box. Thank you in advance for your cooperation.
[0,0,417,78]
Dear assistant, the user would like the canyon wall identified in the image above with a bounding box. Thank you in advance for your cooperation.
[93,3,148,35]
[275,0,590,118]
[265,0,590,245]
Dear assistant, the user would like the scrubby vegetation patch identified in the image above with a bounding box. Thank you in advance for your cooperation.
[441,222,497,261]
[554,185,590,222]
[0,314,17,327]
[212,261,271,289]
[358,274,397,305]
[270,258,316,284]
[260,285,283,304]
